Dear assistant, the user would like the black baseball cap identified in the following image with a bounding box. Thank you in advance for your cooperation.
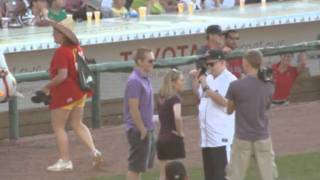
[206,25,223,35]
[203,49,225,61]
[165,161,187,180]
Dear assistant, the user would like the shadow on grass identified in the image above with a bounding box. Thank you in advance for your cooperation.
[90,152,320,180]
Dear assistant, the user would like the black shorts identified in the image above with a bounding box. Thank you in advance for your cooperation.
[126,128,156,173]
[157,136,186,160]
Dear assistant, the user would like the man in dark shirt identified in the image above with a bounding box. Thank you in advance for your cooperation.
[225,50,278,180]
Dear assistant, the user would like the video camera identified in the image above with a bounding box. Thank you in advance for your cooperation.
[258,67,273,83]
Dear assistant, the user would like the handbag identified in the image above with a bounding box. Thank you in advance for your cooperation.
[75,51,95,91]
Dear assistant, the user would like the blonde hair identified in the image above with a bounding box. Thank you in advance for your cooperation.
[243,49,263,70]
[159,69,182,99]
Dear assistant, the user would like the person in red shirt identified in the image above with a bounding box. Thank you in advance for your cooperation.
[272,52,307,105]
[41,19,102,172]
[223,30,242,79]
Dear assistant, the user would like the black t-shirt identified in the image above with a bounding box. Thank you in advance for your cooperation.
[157,95,181,140]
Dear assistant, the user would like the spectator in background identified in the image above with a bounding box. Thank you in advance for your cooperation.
[101,0,113,17]
[64,0,86,20]
[223,30,242,79]
[64,0,102,21]
[31,0,49,26]
[197,25,224,55]
[149,0,201,13]
[131,0,165,15]
[124,48,156,180]
[203,0,235,9]
[47,0,66,22]
[157,69,186,180]
[271,52,308,105]
[1,0,29,27]
[111,0,128,17]
[86,0,103,12]
[161,0,178,13]
[165,161,189,180]
[64,0,82,13]
[2,0,28,17]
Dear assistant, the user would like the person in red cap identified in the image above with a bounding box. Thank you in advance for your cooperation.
[41,19,102,172]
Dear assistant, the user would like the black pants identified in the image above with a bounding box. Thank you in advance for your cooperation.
[202,146,227,180]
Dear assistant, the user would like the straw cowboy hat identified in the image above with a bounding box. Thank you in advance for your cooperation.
[46,17,80,45]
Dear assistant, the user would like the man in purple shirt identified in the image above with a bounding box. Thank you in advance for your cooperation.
[124,47,156,180]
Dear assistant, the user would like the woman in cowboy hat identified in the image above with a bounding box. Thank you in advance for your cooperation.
[41,19,103,172]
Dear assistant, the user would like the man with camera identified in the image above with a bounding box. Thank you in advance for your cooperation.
[225,50,278,180]
[190,49,237,180]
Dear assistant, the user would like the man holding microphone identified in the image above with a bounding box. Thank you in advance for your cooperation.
[190,49,237,180]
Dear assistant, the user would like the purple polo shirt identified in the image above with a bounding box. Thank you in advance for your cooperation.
[124,69,154,131]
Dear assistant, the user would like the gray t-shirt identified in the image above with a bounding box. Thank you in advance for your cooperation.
[226,75,274,141]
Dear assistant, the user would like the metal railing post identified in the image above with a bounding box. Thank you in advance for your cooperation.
[91,72,101,128]
[8,96,19,140]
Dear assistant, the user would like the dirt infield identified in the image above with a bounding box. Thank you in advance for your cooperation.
[1,101,320,180]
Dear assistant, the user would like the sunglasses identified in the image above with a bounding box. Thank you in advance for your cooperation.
[147,59,155,64]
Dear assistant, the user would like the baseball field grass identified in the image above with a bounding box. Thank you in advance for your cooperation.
[89,152,320,180]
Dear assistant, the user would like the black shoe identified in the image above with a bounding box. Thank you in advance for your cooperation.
[31,90,50,105]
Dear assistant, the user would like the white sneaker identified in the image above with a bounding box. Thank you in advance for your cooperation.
[47,159,73,172]
[92,149,103,169]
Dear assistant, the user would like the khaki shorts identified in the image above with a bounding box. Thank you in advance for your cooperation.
[226,137,278,180]
[61,95,87,110]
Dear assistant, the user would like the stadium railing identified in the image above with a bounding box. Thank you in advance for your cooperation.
[7,40,320,140]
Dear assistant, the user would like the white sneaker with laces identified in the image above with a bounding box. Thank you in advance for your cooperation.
[92,149,103,168]
[47,159,73,172]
